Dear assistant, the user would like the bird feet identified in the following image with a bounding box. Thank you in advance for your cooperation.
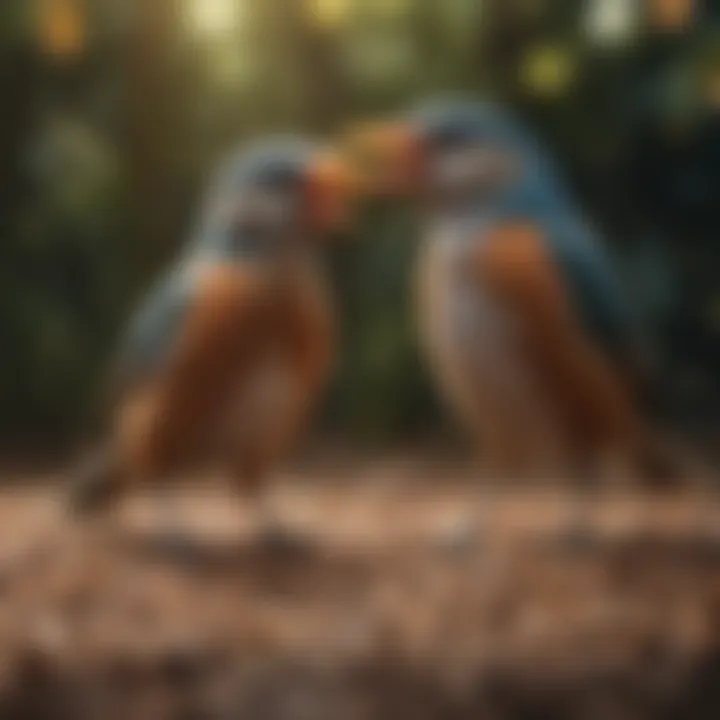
[66,447,123,518]
[555,522,600,553]
[433,513,481,556]
[253,519,315,559]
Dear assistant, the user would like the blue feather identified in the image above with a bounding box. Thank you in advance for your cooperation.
[115,262,199,388]
[113,136,321,388]
[411,97,640,365]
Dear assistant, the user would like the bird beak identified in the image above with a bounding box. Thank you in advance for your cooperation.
[341,121,423,198]
[307,150,363,236]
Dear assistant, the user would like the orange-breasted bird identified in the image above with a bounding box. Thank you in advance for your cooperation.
[68,137,356,540]
[345,98,690,495]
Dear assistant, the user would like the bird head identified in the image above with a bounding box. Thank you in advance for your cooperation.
[196,137,361,259]
[343,96,565,215]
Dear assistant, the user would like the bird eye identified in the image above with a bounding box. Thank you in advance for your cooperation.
[229,222,267,257]
[433,150,482,187]
[224,189,299,257]
[251,191,294,226]
[432,144,514,195]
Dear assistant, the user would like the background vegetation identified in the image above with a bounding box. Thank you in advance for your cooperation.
[1,0,719,449]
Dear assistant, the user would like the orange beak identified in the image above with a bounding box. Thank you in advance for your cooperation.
[342,121,424,198]
[306,150,363,235]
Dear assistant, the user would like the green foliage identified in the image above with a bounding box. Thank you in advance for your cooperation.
[0,112,124,443]
[1,0,719,444]
[325,205,440,441]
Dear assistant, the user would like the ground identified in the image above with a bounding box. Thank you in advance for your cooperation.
[0,454,719,719]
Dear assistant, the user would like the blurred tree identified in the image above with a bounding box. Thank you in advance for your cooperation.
[39,0,85,60]
[123,0,192,295]
[1,0,719,448]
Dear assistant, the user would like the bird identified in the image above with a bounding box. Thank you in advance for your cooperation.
[67,137,357,547]
[344,97,695,540]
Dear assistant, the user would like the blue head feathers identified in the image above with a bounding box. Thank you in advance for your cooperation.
[118,137,326,383]
[209,136,320,195]
[405,96,575,220]
[405,96,639,366]
[188,136,323,259]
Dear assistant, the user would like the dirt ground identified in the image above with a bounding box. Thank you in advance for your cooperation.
[0,455,719,719]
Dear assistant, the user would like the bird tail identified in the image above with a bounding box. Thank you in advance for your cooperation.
[633,423,717,491]
[65,441,125,516]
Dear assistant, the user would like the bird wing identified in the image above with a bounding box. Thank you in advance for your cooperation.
[475,222,643,441]
[116,262,272,476]
[113,262,201,393]
[547,220,639,372]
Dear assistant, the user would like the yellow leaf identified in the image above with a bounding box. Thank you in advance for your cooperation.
[39,0,84,59]
[310,0,351,27]
[648,0,695,32]
[522,45,576,98]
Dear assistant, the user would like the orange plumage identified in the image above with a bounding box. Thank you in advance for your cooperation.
[68,138,351,520]
[117,262,333,487]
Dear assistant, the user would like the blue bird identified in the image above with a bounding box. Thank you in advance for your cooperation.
[346,97,688,499]
[68,137,357,539]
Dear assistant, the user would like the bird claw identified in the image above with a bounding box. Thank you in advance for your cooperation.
[67,471,119,518]
[145,529,207,564]
[433,515,480,556]
[253,521,315,559]
[554,524,600,553]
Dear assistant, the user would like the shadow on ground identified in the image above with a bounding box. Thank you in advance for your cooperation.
[0,468,718,719]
